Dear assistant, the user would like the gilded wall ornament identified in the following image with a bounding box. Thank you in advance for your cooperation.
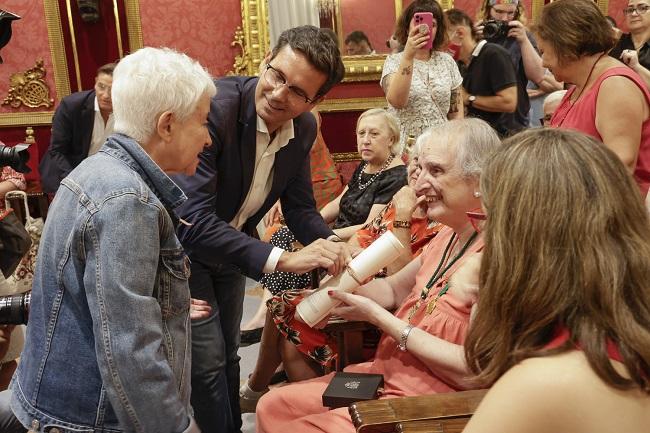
[2,59,54,109]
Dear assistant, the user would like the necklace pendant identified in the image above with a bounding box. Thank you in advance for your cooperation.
[426,298,437,315]
[408,301,420,321]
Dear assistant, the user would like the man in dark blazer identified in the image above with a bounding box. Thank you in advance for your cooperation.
[39,63,115,193]
[172,26,347,433]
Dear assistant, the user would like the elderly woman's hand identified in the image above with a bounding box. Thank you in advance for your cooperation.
[404,25,431,60]
[620,49,641,71]
[393,186,425,221]
[329,290,383,325]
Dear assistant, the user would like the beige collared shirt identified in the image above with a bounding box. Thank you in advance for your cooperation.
[88,97,115,156]
[230,115,294,272]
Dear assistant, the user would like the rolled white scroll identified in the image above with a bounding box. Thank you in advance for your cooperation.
[295,230,404,327]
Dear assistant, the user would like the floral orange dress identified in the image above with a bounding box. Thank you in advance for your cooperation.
[257,227,484,433]
[268,203,441,364]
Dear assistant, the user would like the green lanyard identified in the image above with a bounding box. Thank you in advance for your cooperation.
[420,231,479,301]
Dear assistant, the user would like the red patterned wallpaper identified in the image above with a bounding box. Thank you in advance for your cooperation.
[138,0,242,78]
[0,1,56,113]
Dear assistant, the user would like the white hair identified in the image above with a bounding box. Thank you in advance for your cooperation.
[410,128,432,159]
[356,108,402,155]
[112,47,216,143]
[427,118,501,179]
[543,90,567,112]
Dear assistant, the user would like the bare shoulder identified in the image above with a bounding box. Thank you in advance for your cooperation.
[464,352,650,433]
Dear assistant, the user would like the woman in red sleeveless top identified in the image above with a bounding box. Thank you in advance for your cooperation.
[464,128,650,433]
[539,0,650,195]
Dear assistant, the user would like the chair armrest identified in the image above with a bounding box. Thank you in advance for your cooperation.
[349,389,488,433]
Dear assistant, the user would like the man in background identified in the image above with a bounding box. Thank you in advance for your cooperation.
[39,62,115,193]
[345,30,375,55]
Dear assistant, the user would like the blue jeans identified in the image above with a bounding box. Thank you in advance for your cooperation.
[189,262,246,433]
[0,390,25,433]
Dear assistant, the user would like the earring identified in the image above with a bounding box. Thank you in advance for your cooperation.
[473,191,481,198]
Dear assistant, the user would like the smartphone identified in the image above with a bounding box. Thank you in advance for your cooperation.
[413,12,434,50]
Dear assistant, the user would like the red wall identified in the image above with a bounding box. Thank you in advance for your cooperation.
[0,2,56,113]
[139,0,242,78]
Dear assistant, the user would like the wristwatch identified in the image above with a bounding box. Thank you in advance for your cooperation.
[397,324,414,352]
[393,220,412,229]
[468,95,476,107]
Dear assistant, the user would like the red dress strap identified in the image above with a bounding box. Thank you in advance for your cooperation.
[546,327,623,362]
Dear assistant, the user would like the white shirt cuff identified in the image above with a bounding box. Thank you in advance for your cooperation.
[327,234,343,242]
[263,246,284,273]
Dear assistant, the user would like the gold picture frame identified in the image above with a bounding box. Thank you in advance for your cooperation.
[231,0,455,81]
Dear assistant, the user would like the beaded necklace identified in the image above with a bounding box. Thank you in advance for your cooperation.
[407,231,479,322]
[356,153,395,190]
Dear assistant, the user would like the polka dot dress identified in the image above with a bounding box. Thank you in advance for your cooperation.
[260,226,312,295]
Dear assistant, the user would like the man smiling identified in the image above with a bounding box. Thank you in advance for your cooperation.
[172,25,347,433]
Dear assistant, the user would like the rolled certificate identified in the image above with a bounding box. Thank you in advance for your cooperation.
[295,231,404,327]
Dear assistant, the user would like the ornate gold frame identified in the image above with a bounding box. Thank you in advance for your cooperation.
[231,0,454,81]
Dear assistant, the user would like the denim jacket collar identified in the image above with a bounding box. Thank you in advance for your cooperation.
[100,133,187,212]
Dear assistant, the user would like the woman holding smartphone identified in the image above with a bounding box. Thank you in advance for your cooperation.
[381,0,463,151]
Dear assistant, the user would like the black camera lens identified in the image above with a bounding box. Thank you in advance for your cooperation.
[0,292,30,325]
[483,20,510,41]
[0,143,31,173]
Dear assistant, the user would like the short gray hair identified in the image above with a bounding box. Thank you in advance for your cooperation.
[428,118,501,179]
[112,47,216,143]
[543,90,567,112]
[356,108,401,155]
[409,128,432,160]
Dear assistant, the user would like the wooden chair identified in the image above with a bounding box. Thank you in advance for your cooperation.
[323,319,379,371]
[349,389,488,433]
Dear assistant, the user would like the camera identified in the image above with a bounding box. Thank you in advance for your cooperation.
[0,143,31,173]
[0,292,30,325]
[483,20,511,41]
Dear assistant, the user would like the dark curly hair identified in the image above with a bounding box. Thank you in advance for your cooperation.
[271,25,345,97]
[394,0,448,52]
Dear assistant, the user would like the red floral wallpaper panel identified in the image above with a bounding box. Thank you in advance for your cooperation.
[0,1,56,113]
[138,0,243,78]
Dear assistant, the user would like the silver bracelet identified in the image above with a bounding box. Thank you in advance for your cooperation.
[397,324,414,352]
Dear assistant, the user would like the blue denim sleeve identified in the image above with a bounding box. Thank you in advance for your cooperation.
[83,193,191,433]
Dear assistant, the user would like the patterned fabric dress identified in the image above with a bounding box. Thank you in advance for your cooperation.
[260,164,407,296]
[0,166,27,211]
[381,51,463,150]
[266,213,440,366]
[257,227,484,433]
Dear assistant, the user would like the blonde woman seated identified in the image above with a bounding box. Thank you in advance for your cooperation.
[240,134,441,410]
[254,118,500,433]
[256,109,406,299]
[463,128,650,433]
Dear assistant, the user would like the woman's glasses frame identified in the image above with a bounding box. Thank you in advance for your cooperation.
[624,4,650,16]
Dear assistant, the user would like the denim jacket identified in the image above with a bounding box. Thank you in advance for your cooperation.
[11,134,197,433]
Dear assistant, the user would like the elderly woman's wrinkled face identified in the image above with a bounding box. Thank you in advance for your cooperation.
[407,152,421,188]
[356,115,394,166]
[625,0,650,32]
[414,135,480,228]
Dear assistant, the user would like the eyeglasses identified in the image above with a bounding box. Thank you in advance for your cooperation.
[624,4,650,15]
[539,113,553,126]
[264,64,317,105]
[466,210,487,233]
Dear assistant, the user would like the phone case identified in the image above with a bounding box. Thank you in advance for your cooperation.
[413,12,434,50]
